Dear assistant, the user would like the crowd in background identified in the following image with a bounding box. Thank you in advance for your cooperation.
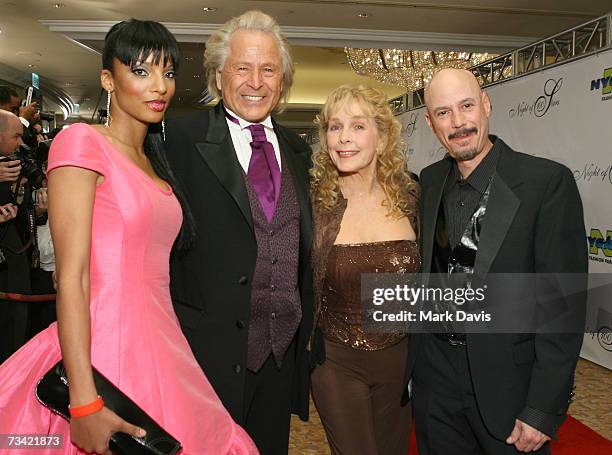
[0,85,58,363]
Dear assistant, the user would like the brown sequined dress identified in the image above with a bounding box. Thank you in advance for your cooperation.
[311,239,420,455]
[310,193,421,455]
[319,239,421,350]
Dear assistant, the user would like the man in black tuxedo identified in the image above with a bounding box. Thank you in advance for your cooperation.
[164,10,313,455]
[403,69,587,454]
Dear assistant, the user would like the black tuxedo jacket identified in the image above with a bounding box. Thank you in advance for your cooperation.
[403,138,587,439]
[164,103,314,423]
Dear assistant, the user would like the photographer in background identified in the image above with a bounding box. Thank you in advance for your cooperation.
[32,123,48,145]
[0,87,23,184]
[0,86,20,116]
[0,85,39,149]
[0,109,32,362]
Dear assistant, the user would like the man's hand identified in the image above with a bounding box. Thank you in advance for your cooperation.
[19,102,38,122]
[506,419,551,452]
[0,160,22,182]
[0,203,18,223]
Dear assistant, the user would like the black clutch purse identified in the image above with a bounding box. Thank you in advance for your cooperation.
[35,360,182,455]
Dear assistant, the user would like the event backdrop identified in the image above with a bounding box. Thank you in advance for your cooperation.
[398,48,612,370]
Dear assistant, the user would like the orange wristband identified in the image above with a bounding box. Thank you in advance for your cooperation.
[68,396,104,418]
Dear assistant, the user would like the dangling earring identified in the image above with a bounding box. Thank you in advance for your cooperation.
[161,118,166,141]
[105,91,112,128]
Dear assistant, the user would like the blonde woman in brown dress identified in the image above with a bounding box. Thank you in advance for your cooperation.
[310,85,420,455]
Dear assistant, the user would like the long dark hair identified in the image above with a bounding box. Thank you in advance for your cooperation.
[103,19,195,251]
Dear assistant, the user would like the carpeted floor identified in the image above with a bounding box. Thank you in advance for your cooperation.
[568,359,612,439]
[289,358,611,454]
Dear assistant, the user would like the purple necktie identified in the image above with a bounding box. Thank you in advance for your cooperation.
[247,124,281,222]
[224,110,281,222]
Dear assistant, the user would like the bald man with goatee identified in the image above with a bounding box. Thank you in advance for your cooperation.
[402,69,587,455]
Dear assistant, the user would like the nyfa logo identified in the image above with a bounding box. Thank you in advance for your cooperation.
[588,228,612,264]
[590,68,612,101]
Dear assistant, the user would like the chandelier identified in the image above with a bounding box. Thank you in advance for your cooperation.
[345,48,496,91]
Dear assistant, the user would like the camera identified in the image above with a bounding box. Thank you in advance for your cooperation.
[39,111,55,122]
[0,143,46,188]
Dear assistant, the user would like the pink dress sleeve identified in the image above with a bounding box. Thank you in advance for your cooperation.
[47,123,108,176]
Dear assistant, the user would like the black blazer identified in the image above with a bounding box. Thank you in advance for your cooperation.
[403,138,587,439]
[0,182,31,294]
[164,103,314,423]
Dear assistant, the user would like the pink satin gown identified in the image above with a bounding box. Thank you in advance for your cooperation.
[0,124,258,455]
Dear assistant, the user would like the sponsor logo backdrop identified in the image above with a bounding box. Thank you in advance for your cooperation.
[399,48,612,369]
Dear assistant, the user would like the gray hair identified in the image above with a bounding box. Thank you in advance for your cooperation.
[204,10,294,108]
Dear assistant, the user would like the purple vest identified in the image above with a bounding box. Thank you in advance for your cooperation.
[244,164,302,372]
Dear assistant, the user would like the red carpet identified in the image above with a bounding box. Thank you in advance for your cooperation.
[552,416,612,454]
[407,416,612,454]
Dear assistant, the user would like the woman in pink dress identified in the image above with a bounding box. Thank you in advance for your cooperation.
[0,19,258,455]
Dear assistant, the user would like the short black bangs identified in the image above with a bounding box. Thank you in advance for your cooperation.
[103,19,180,72]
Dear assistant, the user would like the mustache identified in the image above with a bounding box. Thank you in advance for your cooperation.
[448,127,478,140]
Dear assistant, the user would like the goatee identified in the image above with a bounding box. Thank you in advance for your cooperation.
[454,147,480,161]
[448,127,480,161]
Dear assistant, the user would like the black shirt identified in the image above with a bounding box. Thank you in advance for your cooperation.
[443,136,501,248]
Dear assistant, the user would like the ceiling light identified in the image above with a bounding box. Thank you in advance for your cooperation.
[345,48,497,92]
[357,13,369,18]
[16,51,42,57]
[193,74,200,78]
[202,7,217,12]
[28,64,37,68]
[53,2,65,8]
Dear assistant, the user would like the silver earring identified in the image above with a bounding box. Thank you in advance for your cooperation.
[161,119,166,141]
[105,91,111,128]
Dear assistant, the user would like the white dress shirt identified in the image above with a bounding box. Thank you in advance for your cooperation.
[224,107,282,173]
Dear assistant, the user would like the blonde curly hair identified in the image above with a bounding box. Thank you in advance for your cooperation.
[310,84,418,219]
